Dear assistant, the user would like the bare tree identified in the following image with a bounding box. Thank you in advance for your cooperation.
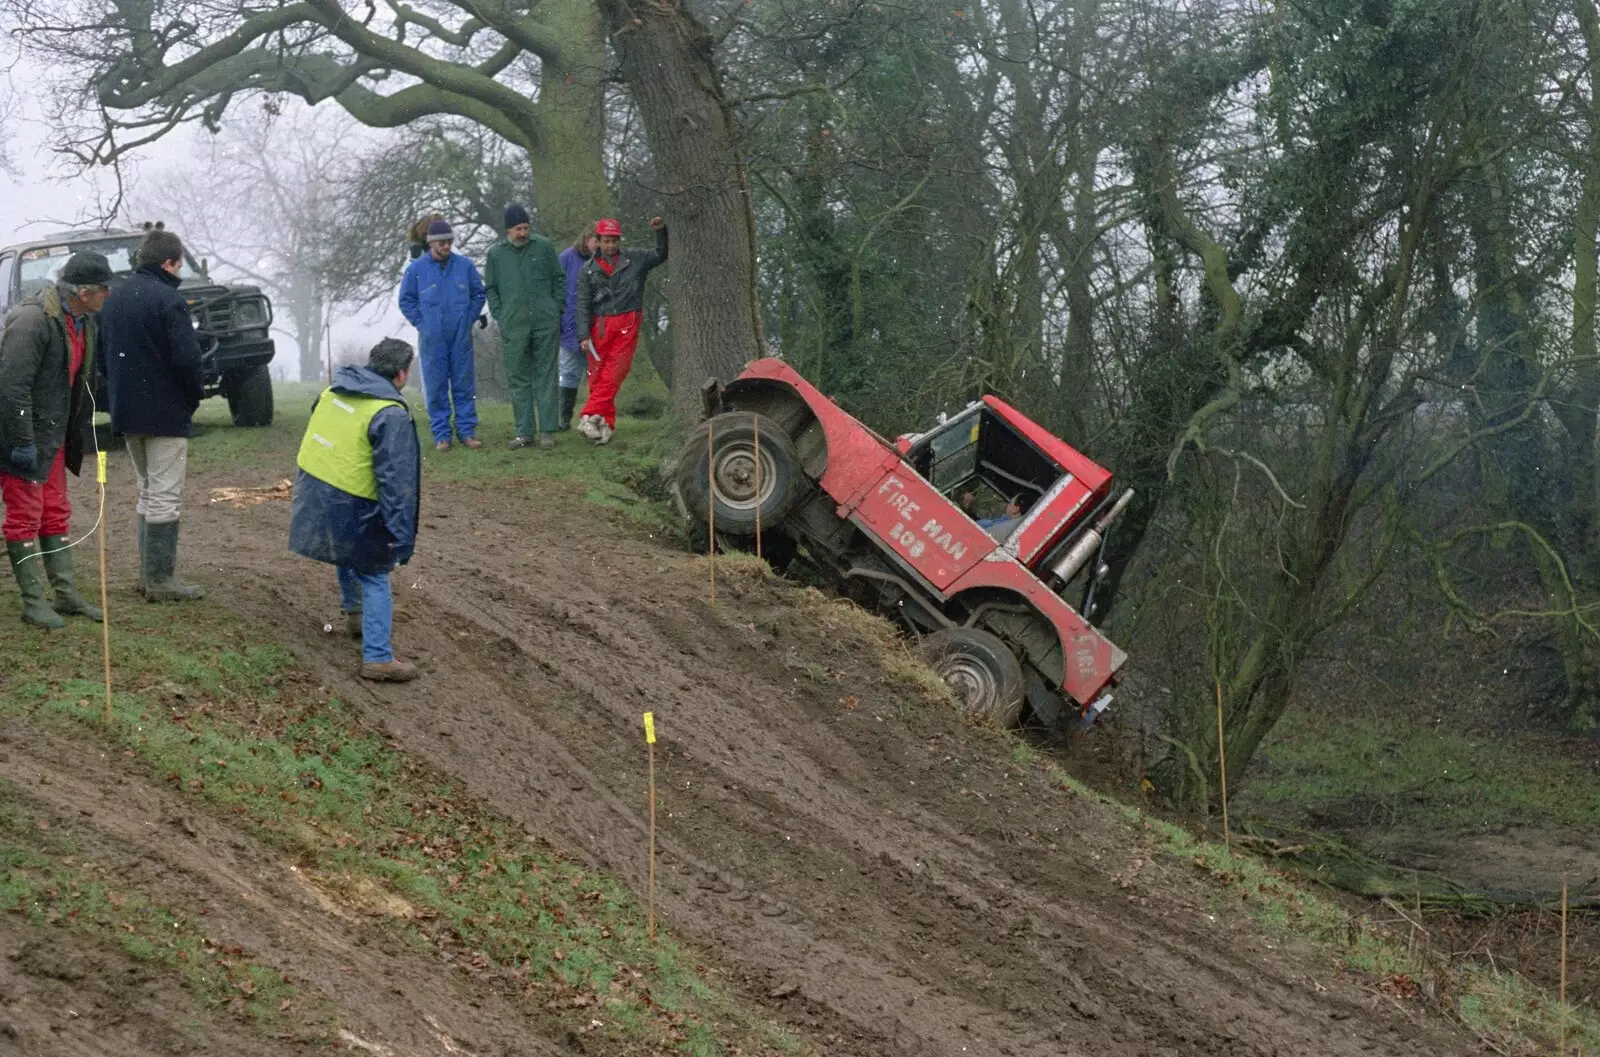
[131,106,358,381]
[1,0,763,408]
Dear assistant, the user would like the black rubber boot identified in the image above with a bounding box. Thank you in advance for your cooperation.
[142,520,204,602]
[6,540,64,628]
[557,387,578,431]
[39,535,102,621]
[136,514,147,592]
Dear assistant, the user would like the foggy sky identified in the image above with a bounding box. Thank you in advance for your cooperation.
[1,47,409,381]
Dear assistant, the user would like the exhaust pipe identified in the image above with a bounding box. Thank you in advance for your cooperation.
[1051,488,1134,585]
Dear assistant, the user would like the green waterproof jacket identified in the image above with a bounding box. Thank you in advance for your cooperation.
[0,284,97,484]
[484,233,564,338]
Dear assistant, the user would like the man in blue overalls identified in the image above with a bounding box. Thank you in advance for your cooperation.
[398,219,486,451]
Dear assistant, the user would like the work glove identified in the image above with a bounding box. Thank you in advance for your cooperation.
[476,313,488,330]
[6,444,37,474]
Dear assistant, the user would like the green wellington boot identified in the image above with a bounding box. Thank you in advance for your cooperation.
[142,520,204,602]
[6,540,65,628]
[39,536,103,621]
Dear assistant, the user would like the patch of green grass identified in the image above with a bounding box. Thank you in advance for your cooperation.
[0,786,322,1034]
[1036,764,1600,1055]
[0,598,805,1056]
[179,380,675,526]
[1242,709,1600,834]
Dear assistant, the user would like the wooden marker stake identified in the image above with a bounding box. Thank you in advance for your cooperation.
[644,711,658,943]
[1561,873,1569,1056]
[1216,681,1230,851]
[754,416,763,561]
[707,420,716,606]
[96,452,112,724]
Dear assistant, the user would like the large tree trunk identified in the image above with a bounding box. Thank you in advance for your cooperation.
[597,0,763,409]
[531,0,612,239]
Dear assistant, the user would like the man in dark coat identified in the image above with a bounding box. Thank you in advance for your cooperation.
[289,339,422,682]
[96,227,207,603]
[0,251,112,627]
[575,216,667,444]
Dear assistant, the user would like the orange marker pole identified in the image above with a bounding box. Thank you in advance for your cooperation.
[707,420,716,606]
[96,452,112,724]
[644,711,658,943]
[1216,681,1230,851]
[754,416,763,561]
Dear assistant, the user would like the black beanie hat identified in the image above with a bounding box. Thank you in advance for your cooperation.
[504,203,531,231]
[60,251,114,286]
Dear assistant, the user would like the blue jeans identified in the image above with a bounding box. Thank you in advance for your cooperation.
[337,565,394,664]
[419,331,478,443]
[559,343,587,390]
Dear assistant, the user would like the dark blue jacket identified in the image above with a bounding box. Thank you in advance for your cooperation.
[558,245,590,350]
[288,366,421,575]
[96,265,205,437]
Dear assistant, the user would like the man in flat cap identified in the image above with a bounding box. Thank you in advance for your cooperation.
[0,250,112,627]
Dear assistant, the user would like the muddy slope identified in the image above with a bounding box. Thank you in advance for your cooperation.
[68,464,1475,1057]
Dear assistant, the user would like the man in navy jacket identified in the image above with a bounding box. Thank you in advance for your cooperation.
[289,339,422,682]
[97,227,206,602]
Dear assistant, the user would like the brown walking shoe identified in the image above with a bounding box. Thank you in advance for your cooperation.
[343,610,363,638]
[434,440,452,452]
[460,436,484,449]
[360,658,419,682]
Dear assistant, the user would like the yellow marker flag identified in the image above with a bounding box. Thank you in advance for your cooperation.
[643,712,656,744]
[96,451,107,484]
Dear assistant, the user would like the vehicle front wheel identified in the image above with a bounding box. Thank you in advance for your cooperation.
[225,365,274,427]
[922,627,1026,726]
[676,411,803,536]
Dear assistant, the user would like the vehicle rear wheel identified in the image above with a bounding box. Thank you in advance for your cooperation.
[676,411,803,536]
[225,365,274,427]
[922,627,1026,726]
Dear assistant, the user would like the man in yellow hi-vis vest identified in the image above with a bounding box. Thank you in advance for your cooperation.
[290,339,423,681]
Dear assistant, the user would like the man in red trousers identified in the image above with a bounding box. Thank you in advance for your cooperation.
[574,216,668,444]
[0,251,112,627]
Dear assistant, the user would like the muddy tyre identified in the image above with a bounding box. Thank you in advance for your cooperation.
[225,365,274,427]
[677,411,802,536]
[922,627,1026,726]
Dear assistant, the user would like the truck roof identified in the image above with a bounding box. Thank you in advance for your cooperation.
[1,228,141,254]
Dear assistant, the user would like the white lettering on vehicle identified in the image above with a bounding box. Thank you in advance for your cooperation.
[919,518,967,562]
[888,522,927,558]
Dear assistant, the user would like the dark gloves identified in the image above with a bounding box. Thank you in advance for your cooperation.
[476,313,488,330]
[7,444,37,475]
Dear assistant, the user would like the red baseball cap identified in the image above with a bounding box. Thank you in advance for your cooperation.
[595,218,623,237]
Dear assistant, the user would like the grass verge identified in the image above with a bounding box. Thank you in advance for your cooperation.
[1037,757,1600,1055]
[0,782,328,1035]
[0,599,805,1056]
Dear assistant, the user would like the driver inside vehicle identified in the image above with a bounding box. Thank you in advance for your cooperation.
[959,489,1031,542]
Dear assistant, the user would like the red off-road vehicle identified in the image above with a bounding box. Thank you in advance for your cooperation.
[675,359,1130,729]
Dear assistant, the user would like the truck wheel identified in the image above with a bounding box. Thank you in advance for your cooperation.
[226,366,274,427]
[676,411,802,536]
[922,627,1026,726]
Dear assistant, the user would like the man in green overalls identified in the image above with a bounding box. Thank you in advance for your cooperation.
[289,339,423,682]
[484,203,565,449]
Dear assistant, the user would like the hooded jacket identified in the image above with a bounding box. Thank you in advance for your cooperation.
[96,264,206,437]
[575,226,668,342]
[0,285,97,483]
[289,365,421,575]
